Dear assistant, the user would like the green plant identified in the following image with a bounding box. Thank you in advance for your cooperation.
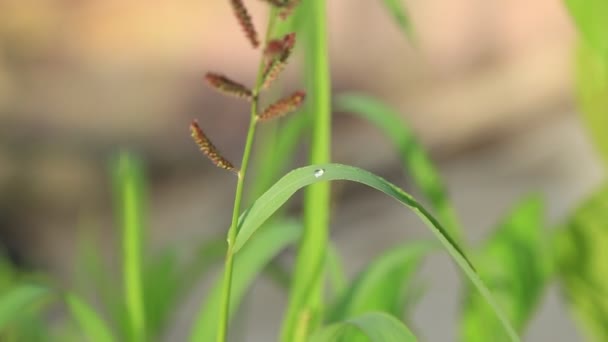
[4,1,608,341]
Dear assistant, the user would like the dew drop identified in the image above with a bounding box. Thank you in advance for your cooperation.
[314,168,325,178]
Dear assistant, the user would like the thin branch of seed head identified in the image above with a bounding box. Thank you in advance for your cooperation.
[257,90,306,121]
[279,0,301,19]
[205,73,253,101]
[190,120,239,174]
[261,33,296,89]
[231,0,259,48]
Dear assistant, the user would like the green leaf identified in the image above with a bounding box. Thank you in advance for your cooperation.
[189,220,301,342]
[112,152,147,342]
[311,312,417,342]
[65,293,115,342]
[460,195,550,342]
[379,0,414,41]
[556,184,608,342]
[575,43,608,166]
[336,94,461,243]
[0,285,49,332]
[233,164,520,341]
[326,244,347,300]
[282,0,333,339]
[565,0,608,56]
[328,241,435,322]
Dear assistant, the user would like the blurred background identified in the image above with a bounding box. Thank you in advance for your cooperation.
[0,0,604,340]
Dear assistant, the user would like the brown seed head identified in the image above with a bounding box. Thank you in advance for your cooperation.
[205,73,253,101]
[231,0,259,48]
[279,0,302,19]
[190,120,238,174]
[257,91,306,121]
[261,33,296,89]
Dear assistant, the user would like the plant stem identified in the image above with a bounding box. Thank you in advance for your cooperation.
[282,0,331,340]
[215,12,279,342]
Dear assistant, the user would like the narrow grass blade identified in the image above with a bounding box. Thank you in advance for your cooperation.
[379,0,414,41]
[112,152,146,342]
[328,241,435,322]
[326,244,347,300]
[336,94,462,243]
[142,249,180,338]
[0,285,49,332]
[565,0,608,56]
[555,184,608,341]
[189,220,301,342]
[460,195,550,341]
[281,0,333,339]
[234,164,520,341]
[65,293,115,342]
[575,43,608,166]
[311,311,417,342]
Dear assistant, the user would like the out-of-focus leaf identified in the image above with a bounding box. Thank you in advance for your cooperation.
[575,43,608,166]
[565,0,608,56]
[112,152,147,342]
[311,312,417,342]
[189,220,301,342]
[234,164,519,341]
[460,195,549,341]
[328,241,435,322]
[379,0,414,41]
[0,285,49,332]
[326,244,347,300]
[66,293,115,342]
[142,249,180,338]
[556,185,608,342]
[336,94,462,243]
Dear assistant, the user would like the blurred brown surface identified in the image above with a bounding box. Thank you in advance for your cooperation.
[0,0,601,340]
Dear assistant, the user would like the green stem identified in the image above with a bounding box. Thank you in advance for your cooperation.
[215,12,279,342]
[282,0,331,340]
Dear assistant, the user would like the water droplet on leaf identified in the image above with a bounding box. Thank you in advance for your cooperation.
[314,169,325,178]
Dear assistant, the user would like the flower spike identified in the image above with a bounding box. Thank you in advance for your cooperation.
[190,120,238,174]
[261,33,296,89]
[231,0,259,48]
[205,73,253,101]
[257,91,306,121]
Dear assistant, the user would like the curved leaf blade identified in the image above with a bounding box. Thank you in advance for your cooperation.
[233,163,519,341]
[190,220,301,342]
[66,293,116,342]
[460,195,550,341]
[0,284,49,331]
[379,0,414,41]
[328,241,435,322]
[311,311,417,342]
[336,94,461,242]
[556,184,608,341]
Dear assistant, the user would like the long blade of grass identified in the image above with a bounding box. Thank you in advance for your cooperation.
[233,163,520,341]
[0,285,49,332]
[190,219,301,342]
[564,0,608,56]
[326,244,347,300]
[575,43,608,166]
[65,293,115,342]
[327,241,435,322]
[310,311,417,342]
[460,195,550,341]
[112,152,146,342]
[336,93,461,243]
[379,0,414,41]
[282,0,332,340]
[555,184,608,341]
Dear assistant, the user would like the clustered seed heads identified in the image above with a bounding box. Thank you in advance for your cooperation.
[258,91,306,121]
[191,0,305,175]
[190,120,237,174]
